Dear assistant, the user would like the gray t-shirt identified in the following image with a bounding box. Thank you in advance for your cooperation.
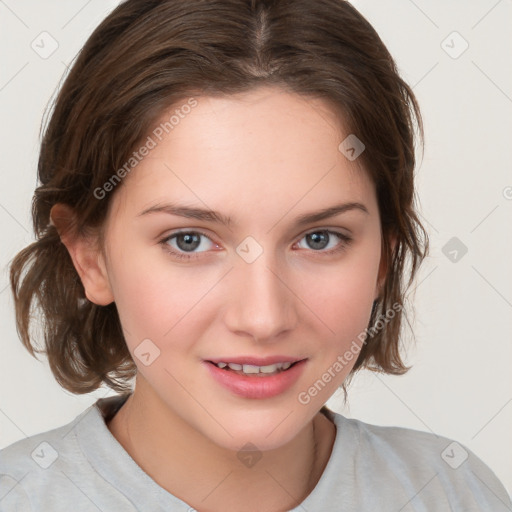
[1,394,511,511]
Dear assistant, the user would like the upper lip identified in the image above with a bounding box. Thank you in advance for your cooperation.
[206,356,307,366]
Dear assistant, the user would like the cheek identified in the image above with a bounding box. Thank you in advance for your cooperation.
[295,240,380,335]
[292,250,380,406]
[105,243,190,339]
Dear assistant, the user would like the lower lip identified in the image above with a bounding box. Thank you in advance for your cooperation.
[203,360,307,399]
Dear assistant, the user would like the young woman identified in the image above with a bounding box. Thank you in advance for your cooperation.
[1,1,510,510]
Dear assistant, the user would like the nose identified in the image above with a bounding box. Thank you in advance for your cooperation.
[223,252,298,343]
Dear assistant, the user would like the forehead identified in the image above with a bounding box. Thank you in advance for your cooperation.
[107,86,376,223]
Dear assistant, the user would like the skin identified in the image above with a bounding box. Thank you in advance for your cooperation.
[52,85,389,512]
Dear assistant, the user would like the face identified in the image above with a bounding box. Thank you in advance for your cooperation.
[97,86,383,451]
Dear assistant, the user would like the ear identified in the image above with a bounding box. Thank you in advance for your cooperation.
[50,203,114,306]
[374,231,397,301]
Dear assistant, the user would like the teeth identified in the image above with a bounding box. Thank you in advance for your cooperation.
[216,361,294,374]
[242,364,260,374]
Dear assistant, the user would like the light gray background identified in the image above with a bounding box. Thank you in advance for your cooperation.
[1,0,511,496]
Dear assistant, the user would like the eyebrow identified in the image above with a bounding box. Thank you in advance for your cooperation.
[137,201,369,227]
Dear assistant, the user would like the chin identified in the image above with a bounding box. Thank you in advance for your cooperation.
[194,407,311,453]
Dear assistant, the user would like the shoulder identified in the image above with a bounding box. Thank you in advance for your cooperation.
[0,405,90,473]
[0,400,139,512]
[0,394,128,477]
[329,412,512,511]
[0,395,140,512]
[0,407,91,511]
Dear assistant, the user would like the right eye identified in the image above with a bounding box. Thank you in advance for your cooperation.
[159,230,221,260]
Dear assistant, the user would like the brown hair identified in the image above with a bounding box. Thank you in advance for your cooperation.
[10,0,428,397]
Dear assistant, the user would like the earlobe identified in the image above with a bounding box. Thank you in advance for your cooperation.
[50,204,114,306]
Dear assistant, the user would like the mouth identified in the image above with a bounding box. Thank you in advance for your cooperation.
[203,358,309,399]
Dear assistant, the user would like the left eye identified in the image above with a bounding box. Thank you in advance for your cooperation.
[295,230,350,251]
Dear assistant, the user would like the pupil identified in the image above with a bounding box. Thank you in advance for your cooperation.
[307,231,328,250]
[177,233,200,251]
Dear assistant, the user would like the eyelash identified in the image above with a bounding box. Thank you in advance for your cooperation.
[158,229,353,261]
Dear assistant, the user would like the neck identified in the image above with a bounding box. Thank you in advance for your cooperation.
[107,379,335,512]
